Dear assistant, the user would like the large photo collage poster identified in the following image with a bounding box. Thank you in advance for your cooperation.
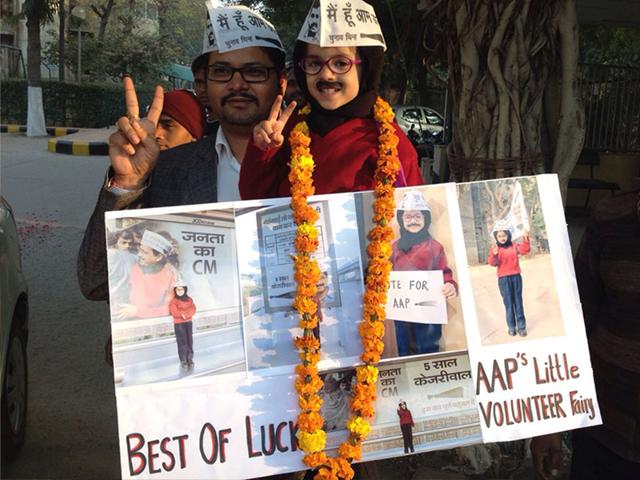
[105,175,600,479]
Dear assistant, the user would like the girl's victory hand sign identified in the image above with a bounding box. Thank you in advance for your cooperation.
[109,76,164,190]
[253,95,297,151]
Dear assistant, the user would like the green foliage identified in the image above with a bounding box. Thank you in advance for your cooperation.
[580,25,640,66]
[154,0,207,65]
[44,12,180,83]
[102,14,176,82]
[0,79,158,127]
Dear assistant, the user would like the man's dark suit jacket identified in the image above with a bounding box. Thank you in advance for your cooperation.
[77,134,219,302]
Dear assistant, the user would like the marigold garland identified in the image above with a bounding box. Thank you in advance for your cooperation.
[290,97,400,479]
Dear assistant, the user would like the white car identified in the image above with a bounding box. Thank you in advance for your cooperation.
[394,105,444,138]
[0,195,28,463]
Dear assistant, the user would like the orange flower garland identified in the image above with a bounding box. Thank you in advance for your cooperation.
[289,97,400,479]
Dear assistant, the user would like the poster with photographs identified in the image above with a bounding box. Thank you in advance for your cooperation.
[105,176,600,479]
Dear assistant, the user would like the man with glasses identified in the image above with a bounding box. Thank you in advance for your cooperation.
[78,5,286,306]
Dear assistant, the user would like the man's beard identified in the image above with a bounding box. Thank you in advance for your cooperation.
[218,93,265,126]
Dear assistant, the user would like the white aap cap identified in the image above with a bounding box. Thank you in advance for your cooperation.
[202,2,284,55]
[141,230,173,255]
[398,190,430,212]
[298,0,386,51]
[492,219,513,234]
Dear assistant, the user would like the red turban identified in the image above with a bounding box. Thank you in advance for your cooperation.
[161,89,206,140]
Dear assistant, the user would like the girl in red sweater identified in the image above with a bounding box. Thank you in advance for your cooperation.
[239,2,422,199]
[397,400,415,454]
[169,282,197,371]
[487,225,531,337]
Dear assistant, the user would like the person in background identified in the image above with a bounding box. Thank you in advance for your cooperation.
[191,54,218,132]
[156,89,205,150]
[283,60,305,108]
[531,191,640,480]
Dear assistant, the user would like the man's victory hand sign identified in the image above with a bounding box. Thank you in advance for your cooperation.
[109,77,164,190]
[253,95,297,151]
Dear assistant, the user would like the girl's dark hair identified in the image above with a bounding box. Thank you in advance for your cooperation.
[493,229,513,247]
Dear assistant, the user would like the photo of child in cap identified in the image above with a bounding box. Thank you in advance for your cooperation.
[391,189,458,356]
[112,229,179,321]
[358,185,468,358]
[397,400,415,454]
[488,221,531,337]
[458,178,565,345]
[239,0,422,200]
[169,280,197,372]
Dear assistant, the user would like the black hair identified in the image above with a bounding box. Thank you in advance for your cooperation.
[108,229,134,247]
[191,54,208,75]
[493,229,513,248]
[262,47,286,75]
[174,286,189,299]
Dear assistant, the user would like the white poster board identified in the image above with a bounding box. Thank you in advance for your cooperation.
[104,176,600,479]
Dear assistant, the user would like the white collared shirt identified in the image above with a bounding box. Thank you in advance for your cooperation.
[215,128,242,202]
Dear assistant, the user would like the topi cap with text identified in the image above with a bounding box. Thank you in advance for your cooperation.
[202,2,284,55]
[298,0,386,51]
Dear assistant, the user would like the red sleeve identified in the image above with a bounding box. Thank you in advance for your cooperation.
[488,248,500,266]
[168,299,180,319]
[516,237,531,255]
[433,241,458,292]
[394,123,423,186]
[239,117,297,200]
[185,299,196,319]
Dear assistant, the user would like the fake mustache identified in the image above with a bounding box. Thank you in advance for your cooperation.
[316,80,342,90]
[407,223,422,228]
[221,92,258,105]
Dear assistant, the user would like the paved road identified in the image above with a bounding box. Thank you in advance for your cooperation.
[1,133,121,478]
[114,326,245,388]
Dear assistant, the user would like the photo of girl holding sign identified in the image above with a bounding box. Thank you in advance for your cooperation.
[391,189,458,355]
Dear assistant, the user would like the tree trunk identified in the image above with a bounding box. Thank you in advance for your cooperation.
[434,0,583,202]
[26,5,47,136]
[92,0,116,43]
[58,0,65,81]
[550,0,584,202]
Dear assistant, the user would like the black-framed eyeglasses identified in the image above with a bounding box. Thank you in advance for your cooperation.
[298,55,362,75]
[207,64,276,83]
